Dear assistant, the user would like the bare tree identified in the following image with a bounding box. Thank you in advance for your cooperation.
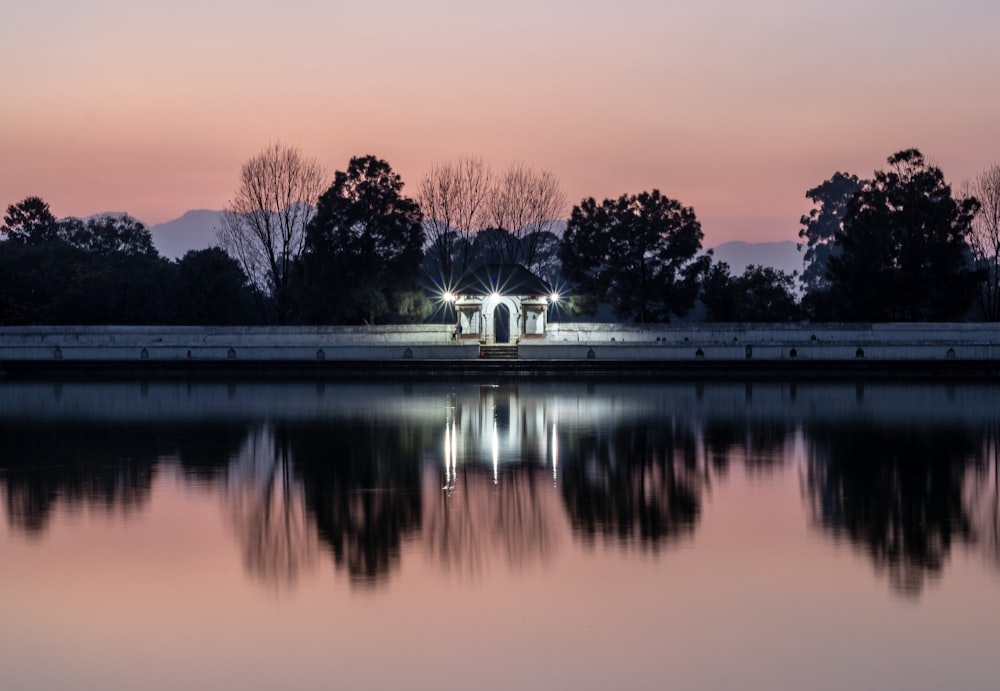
[417,155,493,285]
[485,163,566,274]
[218,142,326,323]
[419,158,566,280]
[965,164,1000,320]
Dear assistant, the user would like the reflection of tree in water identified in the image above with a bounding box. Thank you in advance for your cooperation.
[224,425,319,591]
[424,465,559,578]
[964,421,1000,570]
[803,422,977,596]
[702,417,794,477]
[285,421,425,588]
[560,421,704,552]
[167,422,249,484]
[0,422,158,536]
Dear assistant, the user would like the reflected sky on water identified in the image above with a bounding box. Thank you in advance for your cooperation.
[2,380,1000,690]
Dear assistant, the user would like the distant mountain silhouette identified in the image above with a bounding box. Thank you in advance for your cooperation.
[709,240,801,278]
[149,210,223,260]
[142,210,804,277]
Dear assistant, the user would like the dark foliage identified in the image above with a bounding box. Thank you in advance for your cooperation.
[804,420,977,595]
[297,156,425,324]
[64,214,158,257]
[0,195,262,325]
[798,172,863,294]
[702,262,800,322]
[172,248,258,325]
[559,420,703,550]
[1,196,63,245]
[825,150,979,321]
[284,421,424,586]
[560,190,709,323]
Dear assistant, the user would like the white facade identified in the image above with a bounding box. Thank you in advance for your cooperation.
[454,294,550,344]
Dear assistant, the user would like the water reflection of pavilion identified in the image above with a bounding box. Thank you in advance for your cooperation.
[442,385,561,485]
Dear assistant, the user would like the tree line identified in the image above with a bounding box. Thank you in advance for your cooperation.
[3,144,999,325]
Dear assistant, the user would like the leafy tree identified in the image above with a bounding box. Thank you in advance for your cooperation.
[65,214,158,258]
[173,248,258,325]
[94,253,175,323]
[560,190,709,323]
[798,172,862,293]
[826,149,979,321]
[0,242,98,324]
[702,262,800,322]
[700,262,736,321]
[2,196,63,245]
[298,155,425,324]
[396,290,433,323]
[0,200,176,324]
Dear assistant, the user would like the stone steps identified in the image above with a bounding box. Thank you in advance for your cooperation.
[479,345,519,359]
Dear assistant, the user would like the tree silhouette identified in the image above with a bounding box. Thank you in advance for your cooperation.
[418,155,493,287]
[798,172,863,295]
[483,163,566,274]
[826,149,979,321]
[0,241,97,324]
[964,163,1000,320]
[1,196,62,245]
[63,214,158,258]
[561,190,709,322]
[298,155,424,324]
[217,142,326,324]
[701,262,800,322]
[172,248,257,325]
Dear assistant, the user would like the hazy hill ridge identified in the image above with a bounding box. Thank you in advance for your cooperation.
[149,210,224,259]
[710,240,802,278]
[147,210,803,276]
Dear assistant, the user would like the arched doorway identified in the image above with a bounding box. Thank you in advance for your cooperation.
[494,303,511,344]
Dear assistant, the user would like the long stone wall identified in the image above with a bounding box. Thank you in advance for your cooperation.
[531,322,1000,362]
[545,322,1000,345]
[0,325,475,363]
[1,323,999,369]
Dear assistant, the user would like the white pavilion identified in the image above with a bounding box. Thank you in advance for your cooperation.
[446,264,557,344]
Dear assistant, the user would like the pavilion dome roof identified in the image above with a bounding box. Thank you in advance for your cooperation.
[453,264,552,297]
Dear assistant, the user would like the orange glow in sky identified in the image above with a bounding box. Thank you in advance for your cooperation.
[2,0,998,244]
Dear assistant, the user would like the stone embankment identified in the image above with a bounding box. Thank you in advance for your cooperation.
[533,322,1000,362]
[0,324,470,364]
[1,323,999,378]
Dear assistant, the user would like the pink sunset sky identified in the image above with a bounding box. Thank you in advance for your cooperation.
[2,0,998,245]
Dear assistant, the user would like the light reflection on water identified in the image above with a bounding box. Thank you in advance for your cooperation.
[2,380,1000,689]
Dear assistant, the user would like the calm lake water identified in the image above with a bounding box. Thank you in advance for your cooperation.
[2,379,1000,690]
